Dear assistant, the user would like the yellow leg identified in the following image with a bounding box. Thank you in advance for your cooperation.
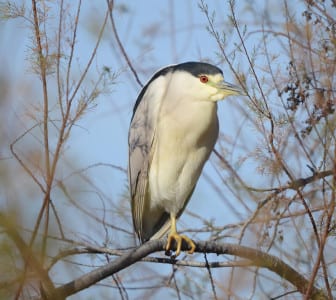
[165,214,196,257]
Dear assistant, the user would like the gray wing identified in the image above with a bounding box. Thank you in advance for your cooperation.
[128,88,156,242]
[129,70,174,242]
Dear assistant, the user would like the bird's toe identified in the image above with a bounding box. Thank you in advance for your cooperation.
[165,233,195,257]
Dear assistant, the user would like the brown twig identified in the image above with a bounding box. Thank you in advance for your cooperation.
[31,0,52,262]
[106,0,143,87]
[0,213,61,300]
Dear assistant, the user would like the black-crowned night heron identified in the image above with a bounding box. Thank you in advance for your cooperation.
[128,61,243,256]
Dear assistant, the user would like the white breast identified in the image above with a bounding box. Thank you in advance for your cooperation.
[148,98,219,215]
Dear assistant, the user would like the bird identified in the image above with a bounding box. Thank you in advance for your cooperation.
[128,61,243,256]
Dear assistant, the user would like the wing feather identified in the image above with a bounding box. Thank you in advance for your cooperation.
[128,70,173,242]
[128,95,155,241]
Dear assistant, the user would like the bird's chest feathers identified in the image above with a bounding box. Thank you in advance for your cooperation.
[148,100,218,212]
[158,100,218,148]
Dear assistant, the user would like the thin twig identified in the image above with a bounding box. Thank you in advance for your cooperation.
[31,0,51,262]
[0,213,61,299]
[171,264,182,300]
[56,0,65,119]
[106,0,143,87]
[204,253,217,300]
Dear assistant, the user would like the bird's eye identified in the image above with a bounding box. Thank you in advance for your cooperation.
[199,75,208,83]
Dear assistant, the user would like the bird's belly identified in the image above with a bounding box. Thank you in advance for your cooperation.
[148,108,218,215]
[149,148,205,214]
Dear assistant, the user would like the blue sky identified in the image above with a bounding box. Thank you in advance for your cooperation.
[0,0,313,298]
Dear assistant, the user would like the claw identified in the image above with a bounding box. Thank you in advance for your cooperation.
[166,232,196,257]
[165,214,195,257]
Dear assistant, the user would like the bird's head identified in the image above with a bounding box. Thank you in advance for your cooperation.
[131,62,245,121]
[169,61,244,102]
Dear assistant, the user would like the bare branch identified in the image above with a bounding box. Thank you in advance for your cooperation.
[106,0,143,87]
[0,213,61,300]
[53,240,327,299]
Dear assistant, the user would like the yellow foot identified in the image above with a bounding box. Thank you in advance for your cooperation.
[165,232,196,257]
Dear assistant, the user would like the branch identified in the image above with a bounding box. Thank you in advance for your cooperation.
[247,169,334,193]
[106,0,143,87]
[53,240,327,299]
[0,213,61,300]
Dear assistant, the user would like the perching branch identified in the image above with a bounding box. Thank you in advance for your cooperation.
[53,240,327,299]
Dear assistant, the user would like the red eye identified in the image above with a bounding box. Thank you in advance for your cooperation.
[199,75,208,83]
